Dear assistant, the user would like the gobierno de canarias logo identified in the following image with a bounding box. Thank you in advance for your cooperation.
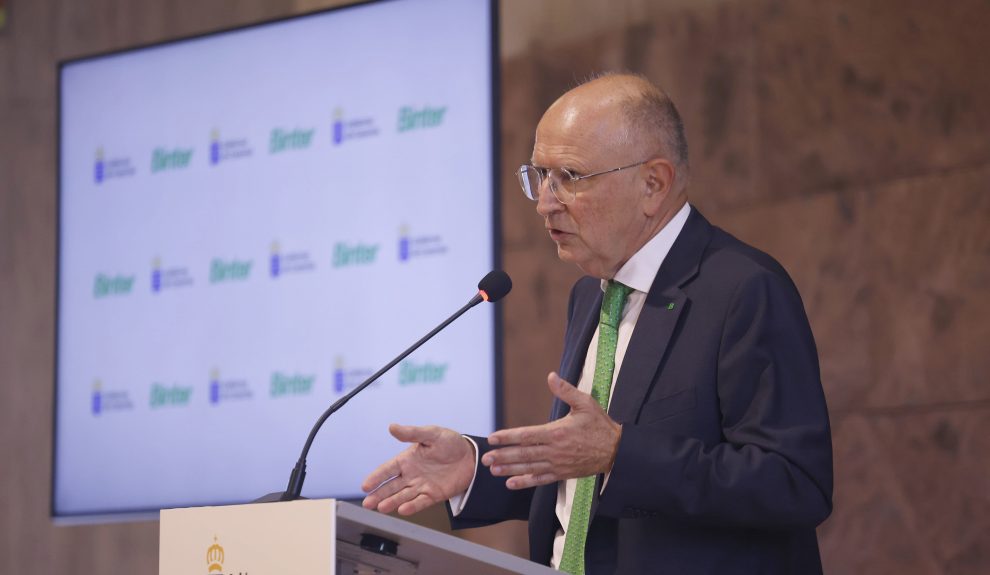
[207,536,224,573]
[206,535,247,575]
[206,536,226,574]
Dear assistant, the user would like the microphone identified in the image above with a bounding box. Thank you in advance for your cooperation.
[256,270,512,503]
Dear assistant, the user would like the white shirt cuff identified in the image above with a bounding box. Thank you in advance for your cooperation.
[448,436,480,516]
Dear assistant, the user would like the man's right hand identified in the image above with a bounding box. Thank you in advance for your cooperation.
[360,424,476,516]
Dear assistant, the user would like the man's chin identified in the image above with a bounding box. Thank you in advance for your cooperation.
[555,245,583,267]
[554,246,607,278]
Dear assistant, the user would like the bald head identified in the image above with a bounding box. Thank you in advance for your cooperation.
[541,73,690,191]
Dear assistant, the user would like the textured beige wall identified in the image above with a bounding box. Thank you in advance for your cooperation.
[2,1,988,574]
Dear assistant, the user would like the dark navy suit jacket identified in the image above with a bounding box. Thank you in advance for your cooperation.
[450,208,833,574]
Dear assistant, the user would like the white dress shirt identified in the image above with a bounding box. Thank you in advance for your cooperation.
[453,203,691,569]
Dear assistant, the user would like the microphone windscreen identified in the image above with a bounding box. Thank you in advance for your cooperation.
[478,270,512,302]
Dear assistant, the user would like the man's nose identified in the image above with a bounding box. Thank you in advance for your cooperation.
[535,180,564,217]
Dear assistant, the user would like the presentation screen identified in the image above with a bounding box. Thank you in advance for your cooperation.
[55,0,497,520]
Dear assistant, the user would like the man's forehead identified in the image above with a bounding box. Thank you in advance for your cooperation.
[533,97,630,164]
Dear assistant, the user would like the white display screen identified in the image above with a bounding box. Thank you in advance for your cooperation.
[55,0,496,519]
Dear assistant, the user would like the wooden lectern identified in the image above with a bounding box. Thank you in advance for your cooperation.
[160,499,557,574]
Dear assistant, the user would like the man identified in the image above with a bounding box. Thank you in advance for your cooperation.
[361,73,833,574]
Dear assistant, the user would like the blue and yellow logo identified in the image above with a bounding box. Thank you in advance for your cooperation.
[398,225,411,262]
[151,257,162,293]
[210,129,221,165]
[91,380,102,415]
[209,368,221,405]
[333,108,344,145]
[94,148,105,184]
[333,357,346,393]
[270,242,281,278]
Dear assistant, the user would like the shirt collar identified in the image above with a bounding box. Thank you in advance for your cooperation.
[601,202,692,294]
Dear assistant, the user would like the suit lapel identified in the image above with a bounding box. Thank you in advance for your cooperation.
[606,208,713,424]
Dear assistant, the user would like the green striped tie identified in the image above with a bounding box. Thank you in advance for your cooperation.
[559,280,632,574]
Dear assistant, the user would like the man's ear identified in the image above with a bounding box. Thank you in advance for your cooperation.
[642,157,676,217]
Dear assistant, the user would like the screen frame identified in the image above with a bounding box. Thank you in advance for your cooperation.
[52,0,501,524]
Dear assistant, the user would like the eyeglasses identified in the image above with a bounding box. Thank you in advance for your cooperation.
[515,160,649,204]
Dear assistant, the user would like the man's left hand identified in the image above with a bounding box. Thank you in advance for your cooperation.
[483,372,622,490]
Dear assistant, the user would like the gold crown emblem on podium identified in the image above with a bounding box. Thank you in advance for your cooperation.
[206,536,225,573]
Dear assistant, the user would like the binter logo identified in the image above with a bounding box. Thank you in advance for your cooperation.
[150,383,193,408]
[210,258,252,283]
[397,105,447,132]
[332,242,378,268]
[270,372,316,397]
[151,147,193,173]
[93,273,135,298]
[399,360,448,385]
[269,128,314,154]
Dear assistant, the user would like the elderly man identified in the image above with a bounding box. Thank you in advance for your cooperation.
[361,73,833,574]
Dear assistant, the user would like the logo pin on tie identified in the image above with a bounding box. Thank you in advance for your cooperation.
[667,302,675,310]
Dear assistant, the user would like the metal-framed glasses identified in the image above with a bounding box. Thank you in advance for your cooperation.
[515,160,649,204]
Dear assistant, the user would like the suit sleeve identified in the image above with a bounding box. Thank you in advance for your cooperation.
[596,268,833,529]
[446,436,535,529]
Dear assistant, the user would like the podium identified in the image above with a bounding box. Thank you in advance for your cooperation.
[160,499,557,574]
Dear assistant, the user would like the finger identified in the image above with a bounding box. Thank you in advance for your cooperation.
[505,472,558,490]
[397,493,435,516]
[361,458,403,492]
[481,444,549,467]
[490,460,554,477]
[488,422,555,447]
[375,484,419,514]
[362,475,408,509]
[546,372,590,409]
[389,423,436,444]
[362,473,407,506]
